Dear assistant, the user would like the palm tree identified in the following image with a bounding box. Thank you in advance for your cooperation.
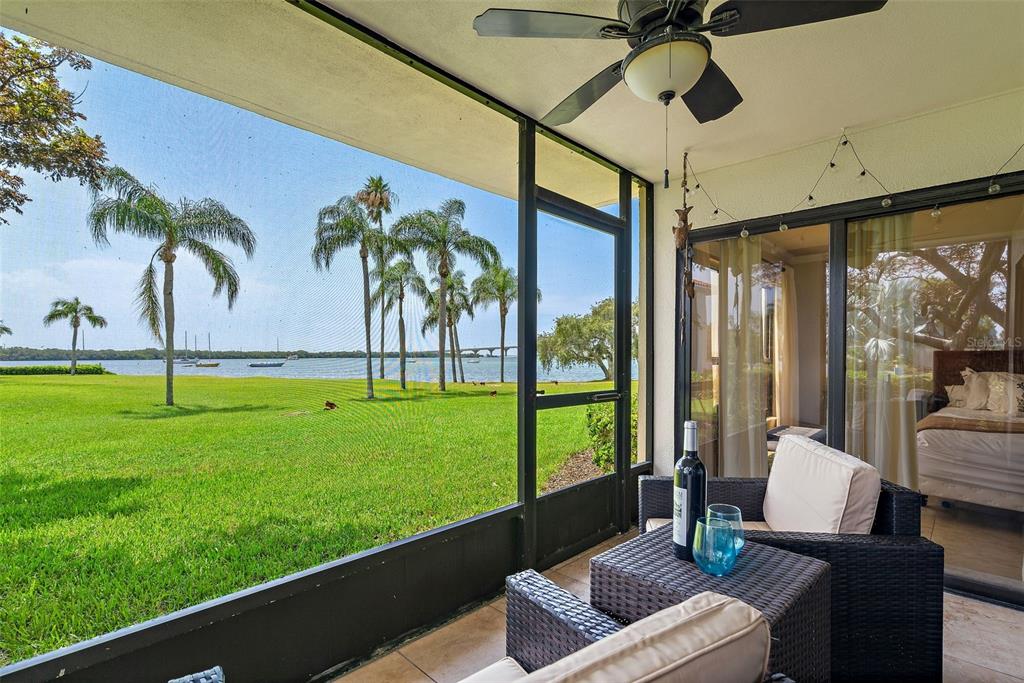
[374,258,426,389]
[0,320,11,339]
[394,199,498,391]
[472,262,540,383]
[312,195,384,399]
[89,167,256,405]
[356,176,399,380]
[420,272,474,384]
[42,297,106,375]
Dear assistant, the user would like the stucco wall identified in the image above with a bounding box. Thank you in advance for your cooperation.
[651,88,1024,475]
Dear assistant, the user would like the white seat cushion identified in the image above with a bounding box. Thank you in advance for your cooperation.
[763,435,881,534]
[461,657,528,683]
[646,517,671,532]
[521,591,769,683]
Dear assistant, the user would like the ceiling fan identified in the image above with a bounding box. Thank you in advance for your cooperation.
[473,0,887,125]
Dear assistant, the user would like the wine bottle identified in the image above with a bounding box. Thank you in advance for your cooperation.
[673,420,707,562]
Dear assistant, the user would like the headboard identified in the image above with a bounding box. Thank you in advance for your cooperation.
[933,349,1024,400]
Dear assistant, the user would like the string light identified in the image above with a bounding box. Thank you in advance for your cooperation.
[740,228,749,238]
[681,133,1022,227]
[987,141,1024,196]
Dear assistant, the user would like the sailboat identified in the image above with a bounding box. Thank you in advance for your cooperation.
[195,332,220,368]
[174,329,197,365]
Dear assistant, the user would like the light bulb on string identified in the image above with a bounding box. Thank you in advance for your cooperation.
[881,196,893,208]
[710,208,719,222]
[930,205,942,219]
[740,228,749,238]
[779,221,788,232]
[806,194,816,207]
[829,161,838,173]
[857,169,867,182]
[989,180,1001,195]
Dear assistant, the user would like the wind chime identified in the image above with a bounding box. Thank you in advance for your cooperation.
[675,152,695,302]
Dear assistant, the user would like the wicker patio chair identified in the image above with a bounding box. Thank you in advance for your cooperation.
[168,665,224,683]
[639,475,944,682]
[506,569,795,682]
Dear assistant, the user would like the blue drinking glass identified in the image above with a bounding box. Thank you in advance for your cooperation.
[707,503,745,552]
[693,517,738,577]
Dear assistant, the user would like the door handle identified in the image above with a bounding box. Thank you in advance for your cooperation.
[591,391,621,401]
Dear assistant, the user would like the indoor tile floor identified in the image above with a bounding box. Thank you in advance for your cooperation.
[336,529,1024,683]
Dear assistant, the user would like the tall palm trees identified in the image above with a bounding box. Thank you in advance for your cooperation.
[42,297,106,375]
[374,258,426,389]
[0,320,11,339]
[394,199,498,391]
[89,166,256,406]
[312,195,381,399]
[472,262,539,383]
[356,176,399,380]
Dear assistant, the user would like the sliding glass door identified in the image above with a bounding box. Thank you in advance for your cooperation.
[690,226,830,476]
[845,195,1024,589]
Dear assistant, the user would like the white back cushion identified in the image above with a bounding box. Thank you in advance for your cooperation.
[521,592,769,683]
[764,435,881,534]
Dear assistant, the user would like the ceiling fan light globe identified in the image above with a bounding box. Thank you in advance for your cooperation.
[622,36,710,103]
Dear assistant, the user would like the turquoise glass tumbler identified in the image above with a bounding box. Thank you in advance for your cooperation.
[707,503,745,552]
[692,517,738,577]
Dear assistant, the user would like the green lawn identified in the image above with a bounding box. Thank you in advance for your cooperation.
[0,374,594,665]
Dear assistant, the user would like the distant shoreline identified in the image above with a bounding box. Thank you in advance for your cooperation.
[0,347,503,361]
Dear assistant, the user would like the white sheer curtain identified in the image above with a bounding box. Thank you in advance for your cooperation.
[773,267,799,427]
[718,236,769,477]
[846,214,919,488]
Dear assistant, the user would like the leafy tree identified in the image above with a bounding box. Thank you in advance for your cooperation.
[312,195,381,399]
[0,320,11,338]
[471,262,540,383]
[89,167,256,405]
[372,258,425,389]
[538,297,615,380]
[357,175,399,380]
[0,32,107,223]
[394,199,498,391]
[42,297,106,375]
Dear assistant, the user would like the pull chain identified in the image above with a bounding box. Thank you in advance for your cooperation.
[664,103,669,188]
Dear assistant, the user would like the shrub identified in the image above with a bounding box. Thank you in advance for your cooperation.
[585,392,639,471]
[0,364,110,375]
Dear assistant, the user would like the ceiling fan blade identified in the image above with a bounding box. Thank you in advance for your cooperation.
[681,60,743,123]
[710,0,887,36]
[541,62,623,126]
[473,8,628,39]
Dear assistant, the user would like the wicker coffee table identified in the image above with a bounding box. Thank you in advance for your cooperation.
[590,524,831,683]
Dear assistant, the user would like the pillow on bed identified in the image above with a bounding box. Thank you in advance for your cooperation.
[961,368,991,410]
[987,372,1024,415]
[945,384,967,407]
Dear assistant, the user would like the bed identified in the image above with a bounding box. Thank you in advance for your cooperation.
[916,350,1024,512]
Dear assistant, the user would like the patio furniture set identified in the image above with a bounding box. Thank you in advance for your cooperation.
[476,435,944,682]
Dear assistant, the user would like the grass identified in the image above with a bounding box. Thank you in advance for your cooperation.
[0,374,596,665]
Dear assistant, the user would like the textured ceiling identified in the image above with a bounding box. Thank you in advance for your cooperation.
[331,0,1024,182]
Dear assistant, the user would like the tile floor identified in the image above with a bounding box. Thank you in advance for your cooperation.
[336,529,1024,683]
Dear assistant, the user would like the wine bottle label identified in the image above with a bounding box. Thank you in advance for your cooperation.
[673,487,687,546]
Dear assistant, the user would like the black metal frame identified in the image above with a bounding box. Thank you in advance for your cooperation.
[1,2,659,681]
[676,168,1024,606]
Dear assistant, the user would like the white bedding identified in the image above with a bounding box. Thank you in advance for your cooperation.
[917,407,1024,512]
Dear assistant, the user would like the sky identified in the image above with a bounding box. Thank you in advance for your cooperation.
[0,31,640,353]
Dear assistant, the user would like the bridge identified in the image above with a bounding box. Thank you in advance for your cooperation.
[458,345,518,357]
